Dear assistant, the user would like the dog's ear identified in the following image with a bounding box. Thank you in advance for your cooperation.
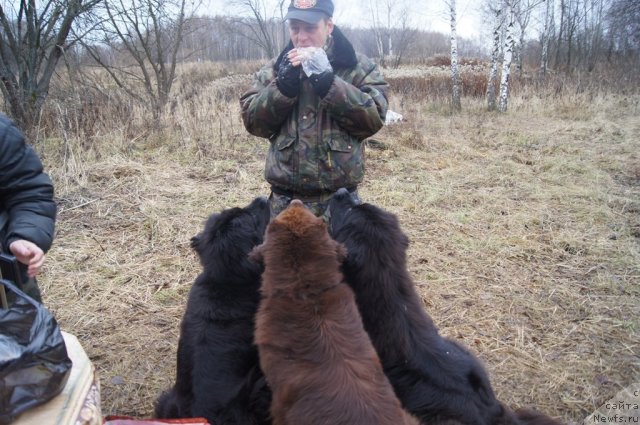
[248,243,264,264]
[334,241,348,262]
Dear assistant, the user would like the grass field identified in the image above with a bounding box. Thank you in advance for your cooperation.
[34,65,640,424]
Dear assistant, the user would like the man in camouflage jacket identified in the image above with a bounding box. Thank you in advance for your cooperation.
[240,0,388,219]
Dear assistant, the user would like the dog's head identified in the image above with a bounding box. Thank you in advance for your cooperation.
[191,196,270,284]
[327,188,359,236]
[328,188,409,263]
[250,200,346,268]
[329,189,409,251]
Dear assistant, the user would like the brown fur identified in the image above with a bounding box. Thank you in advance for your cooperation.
[251,200,419,425]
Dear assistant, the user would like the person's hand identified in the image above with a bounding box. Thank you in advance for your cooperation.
[9,239,45,278]
[289,48,334,98]
[287,49,303,67]
[276,52,301,98]
[309,71,334,98]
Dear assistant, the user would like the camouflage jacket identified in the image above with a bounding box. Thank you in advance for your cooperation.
[240,26,388,195]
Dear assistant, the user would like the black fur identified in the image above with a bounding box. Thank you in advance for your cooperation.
[329,188,563,425]
[154,197,271,425]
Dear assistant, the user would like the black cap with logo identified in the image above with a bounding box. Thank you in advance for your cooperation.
[285,0,334,24]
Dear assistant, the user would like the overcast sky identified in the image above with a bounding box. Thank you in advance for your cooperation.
[333,0,484,38]
[203,0,486,40]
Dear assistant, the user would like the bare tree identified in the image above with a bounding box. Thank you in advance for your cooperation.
[0,0,101,131]
[499,0,515,112]
[364,0,390,66]
[606,0,640,58]
[554,0,565,67]
[513,0,543,76]
[171,15,272,62]
[79,0,192,119]
[553,0,584,71]
[448,0,461,111]
[226,0,286,58]
[390,13,418,68]
[581,0,606,71]
[540,0,554,75]
[487,0,503,110]
[363,0,415,67]
[565,0,582,70]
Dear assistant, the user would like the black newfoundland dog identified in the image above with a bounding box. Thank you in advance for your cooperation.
[154,197,271,425]
[329,188,563,425]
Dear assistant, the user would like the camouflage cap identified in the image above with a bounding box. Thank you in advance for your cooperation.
[285,0,334,24]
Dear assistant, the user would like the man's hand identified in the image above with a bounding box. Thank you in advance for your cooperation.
[289,48,334,98]
[9,239,45,278]
[276,53,301,98]
[287,49,303,67]
[309,71,334,98]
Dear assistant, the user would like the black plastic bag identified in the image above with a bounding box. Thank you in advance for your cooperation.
[0,279,72,424]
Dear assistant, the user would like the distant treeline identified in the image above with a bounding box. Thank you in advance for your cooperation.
[75,15,485,68]
[76,8,638,74]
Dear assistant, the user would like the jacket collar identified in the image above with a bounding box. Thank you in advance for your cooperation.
[274,26,357,71]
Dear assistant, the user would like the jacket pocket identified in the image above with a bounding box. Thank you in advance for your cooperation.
[322,136,364,189]
[266,135,296,188]
[273,136,295,166]
[328,137,353,153]
[275,135,295,150]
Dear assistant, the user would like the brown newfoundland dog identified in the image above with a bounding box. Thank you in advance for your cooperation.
[328,188,563,425]
[250,200,419,425]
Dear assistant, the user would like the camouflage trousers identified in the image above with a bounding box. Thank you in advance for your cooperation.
[268,188,361,223]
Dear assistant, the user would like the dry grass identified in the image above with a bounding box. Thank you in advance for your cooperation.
[34,65,639,424]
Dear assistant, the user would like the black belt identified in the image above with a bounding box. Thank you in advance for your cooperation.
[270,185,357,199]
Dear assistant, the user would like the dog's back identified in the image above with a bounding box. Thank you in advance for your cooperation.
[154,197,271,425]
[329,188,563,425]
[252,201,419,425]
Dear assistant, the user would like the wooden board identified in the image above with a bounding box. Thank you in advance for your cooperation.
[13,331,101,425]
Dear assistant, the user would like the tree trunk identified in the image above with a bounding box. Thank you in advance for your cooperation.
[517,28,526,77]
[449,0,462,111]
[375,29,386,67]
[0,0,100,133]
[386,5,393,59]
[555,0,566,70]
[499,2,515,112]
[80,0,189,120]
[487,3,502,111]
[540,0,553,75]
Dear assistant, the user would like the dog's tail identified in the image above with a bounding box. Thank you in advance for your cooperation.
[512,407,565,425]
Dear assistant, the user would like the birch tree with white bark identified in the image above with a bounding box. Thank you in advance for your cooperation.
[498,0,515,112]
[362,0,416,68]
[540,0,554,75]
[448,0,462,111]
[513,0,543,76]
[363,0,397,67]
[487,0,503,111]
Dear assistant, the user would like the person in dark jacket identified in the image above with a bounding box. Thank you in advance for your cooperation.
[0,113,57,302]
[240,0,388,220]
